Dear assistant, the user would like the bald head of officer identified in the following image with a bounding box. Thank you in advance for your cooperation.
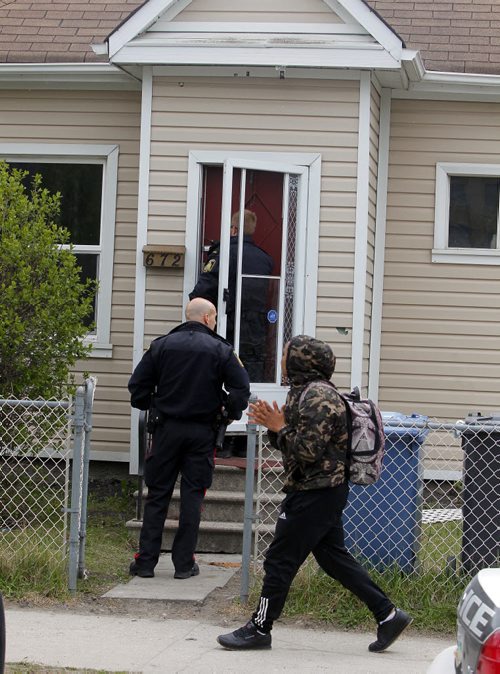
[185,297,217,332]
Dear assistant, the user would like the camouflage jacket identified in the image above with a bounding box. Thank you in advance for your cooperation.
[268,335,348,492]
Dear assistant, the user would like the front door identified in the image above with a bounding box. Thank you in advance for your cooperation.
[184,152,320,416]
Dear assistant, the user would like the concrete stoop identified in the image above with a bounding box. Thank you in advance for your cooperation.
[126,459,283,554]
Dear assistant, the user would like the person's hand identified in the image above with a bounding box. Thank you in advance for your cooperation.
[248,399,285,433]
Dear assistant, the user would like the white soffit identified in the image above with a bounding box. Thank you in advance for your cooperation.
[107,0,403,70]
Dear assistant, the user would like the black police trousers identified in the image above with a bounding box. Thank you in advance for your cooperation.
[252,483,394,632]
[138,418,215,574]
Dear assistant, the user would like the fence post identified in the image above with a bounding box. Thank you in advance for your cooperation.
[78,377,96,579]
[240,394,258,605]
[68,385,85,593]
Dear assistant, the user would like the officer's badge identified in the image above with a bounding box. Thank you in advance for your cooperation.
[203,258,216,273]
[233,351,244,367]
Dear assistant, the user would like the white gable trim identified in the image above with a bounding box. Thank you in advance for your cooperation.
[108,0,403,63]
[323,0,402,59]
[108,0,190,58]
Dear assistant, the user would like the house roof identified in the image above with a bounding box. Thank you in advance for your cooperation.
[0,0,499,76]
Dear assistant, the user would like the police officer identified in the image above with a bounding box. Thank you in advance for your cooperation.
[128,297,250,579]
[189,210,274,383]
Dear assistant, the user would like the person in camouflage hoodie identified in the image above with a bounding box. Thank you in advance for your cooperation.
[217,335,412,653]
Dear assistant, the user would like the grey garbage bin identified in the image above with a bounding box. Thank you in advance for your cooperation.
[460,413,500,573]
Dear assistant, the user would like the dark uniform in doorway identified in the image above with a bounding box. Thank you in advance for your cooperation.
[189,210,274,383]
[128,298,250,579]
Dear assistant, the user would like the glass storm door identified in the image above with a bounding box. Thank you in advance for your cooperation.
[196,158,308,402]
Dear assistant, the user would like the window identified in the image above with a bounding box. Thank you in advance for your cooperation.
[0,144,119,355]
[433,163,500,265]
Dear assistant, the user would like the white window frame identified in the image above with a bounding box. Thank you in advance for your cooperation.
[433,162,500,266]
[0,143,119,357]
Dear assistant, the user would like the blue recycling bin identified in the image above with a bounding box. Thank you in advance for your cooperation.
[343,413,428,573]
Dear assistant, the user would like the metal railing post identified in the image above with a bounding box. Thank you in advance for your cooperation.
[240,394,258,604]
[68,385,85,593]
[78,377,96,579]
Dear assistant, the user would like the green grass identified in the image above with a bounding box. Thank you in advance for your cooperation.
[78,492,137,596]
[0,490,136,600]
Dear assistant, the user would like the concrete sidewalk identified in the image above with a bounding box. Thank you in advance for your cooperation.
[5,607,451,674]
[4,553,453,673]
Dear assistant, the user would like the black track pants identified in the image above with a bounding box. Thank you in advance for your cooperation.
[252,484,394,632]
[138,419,215,573]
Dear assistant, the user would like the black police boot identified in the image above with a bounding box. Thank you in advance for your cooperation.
[217,620,272,650]
[174,562,200,579]
[129,557,155,578]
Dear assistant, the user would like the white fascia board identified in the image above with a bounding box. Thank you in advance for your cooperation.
[323,0,402,60]
[108,0,189,58]
[112,45,400,70]
[394,69,500,101]
[0,63,139,90]
[401,49,426,83]
[152,65,362,80]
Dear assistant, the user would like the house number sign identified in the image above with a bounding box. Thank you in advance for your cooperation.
[142,245,185,268]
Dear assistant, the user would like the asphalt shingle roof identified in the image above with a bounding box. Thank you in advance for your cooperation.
[0,0,499,75]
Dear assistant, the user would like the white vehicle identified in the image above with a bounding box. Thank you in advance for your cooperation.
[427,568,500,674]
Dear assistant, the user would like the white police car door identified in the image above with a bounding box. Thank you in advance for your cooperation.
[217,158,308,409]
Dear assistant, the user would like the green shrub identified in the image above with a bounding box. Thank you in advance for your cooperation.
[0,161,95,399]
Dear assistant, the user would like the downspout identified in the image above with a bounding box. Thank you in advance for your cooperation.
[368,88,392,403]
[130,66,153,475]
[351,71,371,390]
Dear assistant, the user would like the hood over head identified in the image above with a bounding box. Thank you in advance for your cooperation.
[286,335,336,386]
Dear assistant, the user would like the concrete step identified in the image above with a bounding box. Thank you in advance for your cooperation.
[132,488,283,524]
[126,517,276,554]
[128,458,284,553]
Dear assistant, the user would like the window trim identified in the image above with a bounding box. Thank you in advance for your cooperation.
[0,143,119,357]
[433,162,500,265]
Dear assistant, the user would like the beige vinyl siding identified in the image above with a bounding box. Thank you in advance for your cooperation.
[170,0,341,23]
[381,98,500,419]
[0,89,141,460]
[149,76,359,389]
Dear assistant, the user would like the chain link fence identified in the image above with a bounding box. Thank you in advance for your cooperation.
[0,378,96,592]
[253,415,499,589]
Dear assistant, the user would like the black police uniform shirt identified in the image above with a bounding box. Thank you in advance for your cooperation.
[189,235,273,315]
[128,321,250,423]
